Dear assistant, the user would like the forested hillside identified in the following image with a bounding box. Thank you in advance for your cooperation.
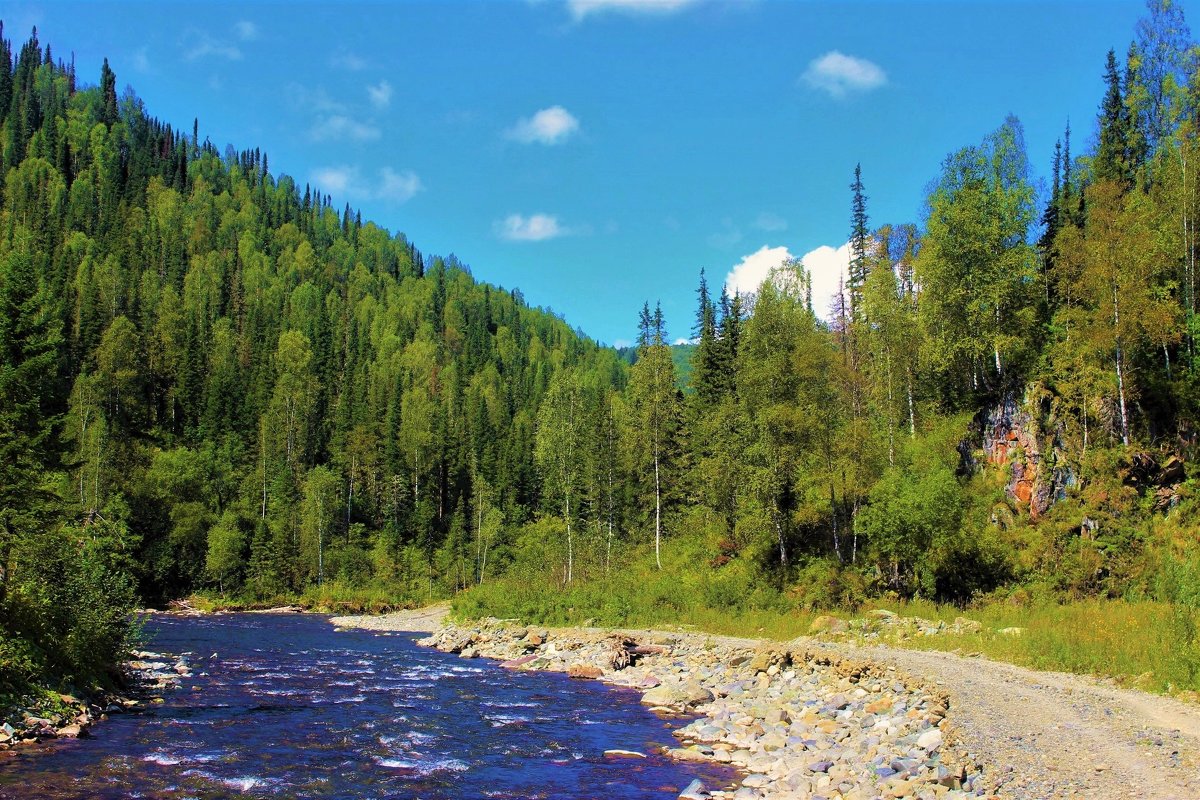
[5,1,1200,700]
[0,24,624,695]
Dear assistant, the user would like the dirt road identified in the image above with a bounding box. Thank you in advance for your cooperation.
[838,643,1200,799]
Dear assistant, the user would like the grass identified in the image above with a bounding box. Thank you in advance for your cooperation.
[193,541,1200,701]
[451,573,1200,698]
[859,597,1200,696]
[188,581,434,615]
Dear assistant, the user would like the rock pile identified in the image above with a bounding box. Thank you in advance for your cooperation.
[0,648,191,751]
[419,621,999,799]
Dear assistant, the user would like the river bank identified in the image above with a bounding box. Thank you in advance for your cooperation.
[402,618,980,800]
[0,645,192,751]
[329,607,1200,800]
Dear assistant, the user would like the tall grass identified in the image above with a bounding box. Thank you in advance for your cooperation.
[454,575,1200,695]
[883,598,1200,694]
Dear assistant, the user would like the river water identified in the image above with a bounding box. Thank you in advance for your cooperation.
[0,613,735,799]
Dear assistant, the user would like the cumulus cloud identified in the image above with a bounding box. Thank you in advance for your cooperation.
[724,242,852,321]
[800,241,853,318]
[496,213,567,242]
[801,51,887,98]
[568,0,699,20]
[311,166,423,203]
[508,106,581,145]
[310,115,381,142]
[235,21,258,41]
[725,245,793,298]
[367,80,393,109]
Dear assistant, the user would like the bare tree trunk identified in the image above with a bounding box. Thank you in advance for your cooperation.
[347,457,355,528]
[772,504,787,567]
[906,365,916,439]
[605,517,613,576]
[1113,284,1130,447]
[565,491,573,584]
[885,350,895,466]
[829,483,842,563]
[851,498,859,564]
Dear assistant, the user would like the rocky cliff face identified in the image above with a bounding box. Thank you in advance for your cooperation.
[975,394,1075,519]
[971,391,1187,519]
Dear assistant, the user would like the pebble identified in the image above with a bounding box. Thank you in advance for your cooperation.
[419,619,985,799]
[1,648,190,751]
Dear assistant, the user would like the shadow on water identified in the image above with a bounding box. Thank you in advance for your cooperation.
[0,613,736,799]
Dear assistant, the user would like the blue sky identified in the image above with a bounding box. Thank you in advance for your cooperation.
[8,0,1167,346]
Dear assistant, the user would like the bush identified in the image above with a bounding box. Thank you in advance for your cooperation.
[1,519,138,695]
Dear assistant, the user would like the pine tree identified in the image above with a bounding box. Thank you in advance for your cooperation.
[848,163,870,321]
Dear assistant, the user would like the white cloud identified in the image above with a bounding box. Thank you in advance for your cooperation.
[612,338,634,349]
[725,245,793,298]
[568,0,700,20]
[235,21,258,41]
[367,80,393,109]
[311,115,381,142]
[800,241,853,319]
[754,212,788,232]
[312,166,355,194]
[330,50,368,71]
[724,242,852,321]
[508,106,581,145]
[379,168,423,202]
[311,166,423,203]
[496,213,567,242]
[673,337,696,346]
[183,30,242,62]
[801,51,887,98]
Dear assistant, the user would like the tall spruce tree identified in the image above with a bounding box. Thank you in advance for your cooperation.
[848,163,870,321]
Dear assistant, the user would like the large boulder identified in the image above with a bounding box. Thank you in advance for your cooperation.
[642,681,713,708]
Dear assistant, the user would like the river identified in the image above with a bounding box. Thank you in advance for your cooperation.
[0,613,735,798]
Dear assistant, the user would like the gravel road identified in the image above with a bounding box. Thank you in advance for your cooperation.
[837,643,1200,799]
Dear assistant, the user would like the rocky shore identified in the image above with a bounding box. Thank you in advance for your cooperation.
[417,620,996,800]
[0,647,192,751]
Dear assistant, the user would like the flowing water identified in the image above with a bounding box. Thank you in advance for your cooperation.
[0,613,735,799]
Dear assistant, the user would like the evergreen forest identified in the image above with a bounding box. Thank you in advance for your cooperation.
[6,3,1200,698]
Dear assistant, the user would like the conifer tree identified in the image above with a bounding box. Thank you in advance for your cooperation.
[848,163,870,321]
[1097,49,1135,186]
[690,269,721,404]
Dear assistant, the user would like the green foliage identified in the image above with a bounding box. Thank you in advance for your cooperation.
[1,519,138,694]
[7,8,1200,706]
